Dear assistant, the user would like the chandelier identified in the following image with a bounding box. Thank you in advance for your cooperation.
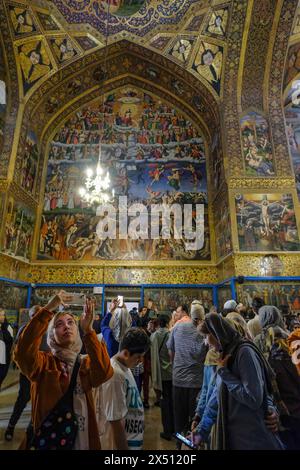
[78,4,114,207]
[79,159,114,205]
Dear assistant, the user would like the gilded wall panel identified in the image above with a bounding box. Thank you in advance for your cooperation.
[234,254,300,277]
[228,178,295,190]
[222,0,248,177]
[217,254,235,282]
[28,265,104,284]
[0,2,19,179]
[0,252,29,281]
[104,267,218,285]
[268,0,296,178]
[241,0,276,111]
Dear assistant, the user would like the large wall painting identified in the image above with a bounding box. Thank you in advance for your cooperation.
[237,283,300,313]
[284,97,300,200]
[32,287,102,316]
[3,200,35,261]
[0,46,6,154]
[217,285,232,311]
[211,130,224,191]
[240,112,274,177]
[144,287,213,313]
[215,196,232,259]
[235,193,300,252]
[0,281,28,327]
[19,130,39,194]
[38,87,210,261]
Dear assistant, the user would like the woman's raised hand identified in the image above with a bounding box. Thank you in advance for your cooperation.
[80,298,95,334]
[45,290,73,312]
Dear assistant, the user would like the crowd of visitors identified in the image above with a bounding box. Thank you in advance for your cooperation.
[1,292,300,450]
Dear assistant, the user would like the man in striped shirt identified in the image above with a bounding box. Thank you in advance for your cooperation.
[167,301,207,448]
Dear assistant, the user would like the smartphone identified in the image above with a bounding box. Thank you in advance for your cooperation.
[67,293,86,306]
[117,295,124,307]
[175,433,198,450]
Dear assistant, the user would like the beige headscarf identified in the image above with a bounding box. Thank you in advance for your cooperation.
[226,312,253,340]
[47,312,82,367]
[109,306,132,344]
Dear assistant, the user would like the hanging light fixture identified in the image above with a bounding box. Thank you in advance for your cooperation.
[79,3,114,206]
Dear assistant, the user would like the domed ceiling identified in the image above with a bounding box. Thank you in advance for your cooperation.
[50,0,202,37]
[1,0,230,101]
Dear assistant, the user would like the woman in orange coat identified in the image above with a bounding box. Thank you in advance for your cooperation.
[14,291,113,450]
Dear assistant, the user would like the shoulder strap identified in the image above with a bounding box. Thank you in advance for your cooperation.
[67,356,81,395]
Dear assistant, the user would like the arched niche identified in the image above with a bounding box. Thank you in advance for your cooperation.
[35,84,212,264]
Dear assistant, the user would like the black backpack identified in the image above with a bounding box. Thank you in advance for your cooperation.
[27,358,80,450]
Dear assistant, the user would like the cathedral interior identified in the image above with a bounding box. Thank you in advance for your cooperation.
[1,0,300,451]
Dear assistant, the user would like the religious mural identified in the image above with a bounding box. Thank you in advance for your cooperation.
[192,41,223,95]
[98,0,146,17]
[217,285,232,311]
[32,287,102,316]
[36,12,61,31]
[51,0,197,36]
[237,283,300,313]
[19,130,39,194]
[0,46,6,154]
[50,37,79,64]
[75,35,99,51]
[144,287,213,313]
[3,200,35,261]
[169,38,195,64]
[9,5,37,36]
[185,15,204,32]
[0,281,28,326]
[38,87,210,261]
[149,36,172,51]
[240,112,274,177]
[17,39,53,95]
[204,7,229,37]
[235,193,300,252]
[284,96,300,200]
[211,130,224,191]
[284,43,300,91]
[215,197,232,259]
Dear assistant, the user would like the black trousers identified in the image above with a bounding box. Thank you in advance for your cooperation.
[160,381,174,436]
[8,373,31,427]
[173,386,200,436]
[0,362,10,388]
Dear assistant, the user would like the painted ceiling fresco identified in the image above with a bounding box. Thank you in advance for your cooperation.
[50,0,199,36]
[2,0,230,100]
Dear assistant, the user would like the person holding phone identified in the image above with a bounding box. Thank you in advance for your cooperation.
[101,298,132,358]
[14,291,113,450]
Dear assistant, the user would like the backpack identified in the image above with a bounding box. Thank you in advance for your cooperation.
[27,358,80,450]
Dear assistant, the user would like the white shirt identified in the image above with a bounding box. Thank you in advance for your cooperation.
[101,356,144,450]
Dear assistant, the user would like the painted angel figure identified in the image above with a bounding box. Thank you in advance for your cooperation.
[10,7,35,34]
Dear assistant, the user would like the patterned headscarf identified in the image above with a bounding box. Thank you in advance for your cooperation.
[47,312,82,367]
[256,306,289,360]
[287,328,300,376]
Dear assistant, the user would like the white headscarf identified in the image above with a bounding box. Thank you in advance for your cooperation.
[47,312,82,367]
